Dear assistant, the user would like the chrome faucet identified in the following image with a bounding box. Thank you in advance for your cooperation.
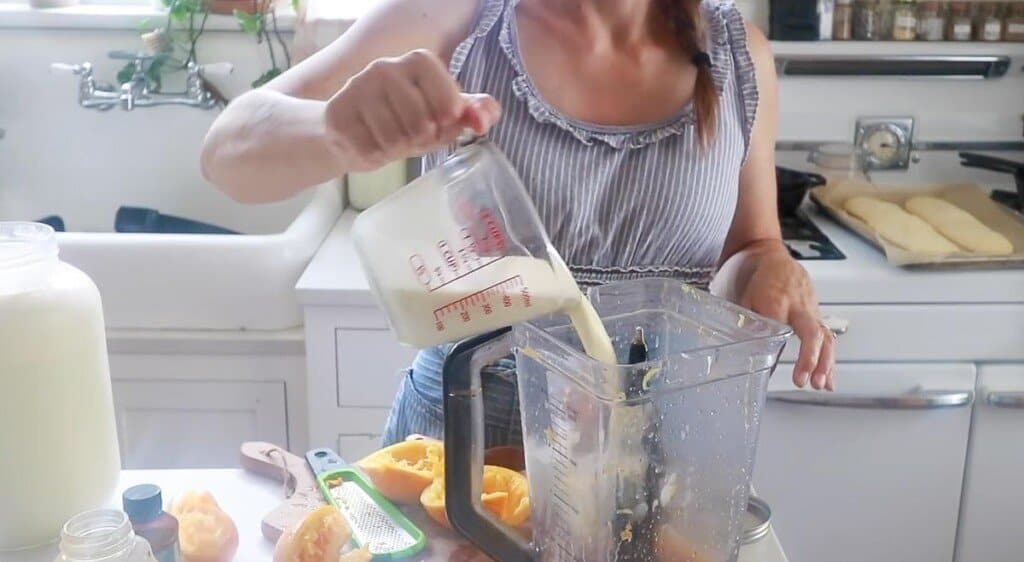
[52,51,232,111]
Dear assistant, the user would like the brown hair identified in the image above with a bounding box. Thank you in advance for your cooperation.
[658,0,719,145]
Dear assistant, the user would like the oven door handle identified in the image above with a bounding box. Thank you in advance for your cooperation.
[987,391,1024,409]
[768,389,972,409]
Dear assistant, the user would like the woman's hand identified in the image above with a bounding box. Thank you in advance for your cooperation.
[324,49,501,172]
[713,240,835,391]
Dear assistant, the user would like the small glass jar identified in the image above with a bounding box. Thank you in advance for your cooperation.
[855,0,881,39]
[877,0,895,38]
[974,2,1004,41]
[917,1,945,40]
[834,0,855,39]
[946,1,973,40]
[55,510,157,562]
[892,0,918,39]
[1006,3,1024,42]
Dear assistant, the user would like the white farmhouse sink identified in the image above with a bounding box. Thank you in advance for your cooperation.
[1,180,342,330]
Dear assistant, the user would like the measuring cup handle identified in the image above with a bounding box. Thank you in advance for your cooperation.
[442,327,534,562]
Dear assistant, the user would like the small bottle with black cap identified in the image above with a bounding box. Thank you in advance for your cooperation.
[122,484,180,562]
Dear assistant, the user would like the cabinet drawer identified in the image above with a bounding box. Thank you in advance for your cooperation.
[335,329,418,408]
[754,362,975,562]
[336,408,390,460]
[112,380,287,469]
[955,366,1024,562]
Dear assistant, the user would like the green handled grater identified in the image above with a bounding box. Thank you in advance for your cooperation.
[306,448,426,560]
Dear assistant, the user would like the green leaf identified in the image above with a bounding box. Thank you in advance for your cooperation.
[251,67,282,88]
[116,62,135,85]
[233,9,263,34]
[137,17,153,32]
[169,1,190,22]
[290,0,299,12]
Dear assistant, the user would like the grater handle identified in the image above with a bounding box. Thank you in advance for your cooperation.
[443,327,534,562]
[306,448,348,477]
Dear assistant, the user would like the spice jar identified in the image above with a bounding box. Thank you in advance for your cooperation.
[855,0,881,39]
[946,1,973,40]
[877,0,895,38]
[54,510,157,562]
[892,0,918,39]
[974,2,1004,41]
[917,1,945,40]
[1006,3,1024,41]
[834,0,855,39]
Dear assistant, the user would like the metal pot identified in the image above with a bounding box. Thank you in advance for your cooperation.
[777,166,827,216]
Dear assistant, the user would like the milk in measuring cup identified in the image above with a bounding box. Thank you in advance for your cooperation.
[351,139,616,362]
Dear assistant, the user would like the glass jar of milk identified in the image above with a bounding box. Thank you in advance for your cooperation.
[0,222,121,551]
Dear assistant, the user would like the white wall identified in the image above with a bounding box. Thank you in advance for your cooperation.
[0,27,311,233]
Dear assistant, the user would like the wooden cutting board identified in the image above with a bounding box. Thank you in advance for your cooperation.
[239,441,326,543]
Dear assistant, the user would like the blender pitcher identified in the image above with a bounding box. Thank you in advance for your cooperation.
[351,138,578,348]
[442,278,792,562]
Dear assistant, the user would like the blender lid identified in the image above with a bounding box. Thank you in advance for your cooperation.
[742,495,772,544]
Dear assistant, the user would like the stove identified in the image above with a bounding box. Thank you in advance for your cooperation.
[781,211,845,260]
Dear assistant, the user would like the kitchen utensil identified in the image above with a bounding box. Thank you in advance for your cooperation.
[958,152,1024,212]
[442,278,792,562]
[306,448,426,559]
[239,441,326,542]
[350,138,579,349]
[1,222,121,551]
[777,166,828,216]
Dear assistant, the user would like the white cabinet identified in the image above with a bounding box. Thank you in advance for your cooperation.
[112,380,288,469]
[955,365,1024,562]
[335,328,417,408]
[753,363,975,562]
[304,305,418,456]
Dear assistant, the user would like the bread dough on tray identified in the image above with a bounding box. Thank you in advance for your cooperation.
[843,196,959,255]
[904,196,1014,256]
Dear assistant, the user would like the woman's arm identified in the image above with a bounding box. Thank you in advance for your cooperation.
[200,0,496,203]
[715,23,836,391]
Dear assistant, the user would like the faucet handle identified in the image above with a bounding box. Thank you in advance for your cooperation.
[51,62,92,76]
[197,62,234,77]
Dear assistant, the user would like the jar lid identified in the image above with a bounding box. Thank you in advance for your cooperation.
[741,495,772,544]
[0,222,57,268]
[122,484,164,524]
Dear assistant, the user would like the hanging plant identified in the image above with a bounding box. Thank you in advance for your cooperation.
[232,0,295,87]
[127,0,295,93]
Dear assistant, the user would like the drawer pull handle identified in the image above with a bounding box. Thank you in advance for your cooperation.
[987,391,1024,409]
[768,389,972,409]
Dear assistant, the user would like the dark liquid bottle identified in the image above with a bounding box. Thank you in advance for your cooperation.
[122,484,181,562]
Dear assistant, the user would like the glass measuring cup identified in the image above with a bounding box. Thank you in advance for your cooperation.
[442,278,792,562]
[351,139,578,348]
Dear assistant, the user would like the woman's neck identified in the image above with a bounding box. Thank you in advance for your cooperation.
[540,0,666,47]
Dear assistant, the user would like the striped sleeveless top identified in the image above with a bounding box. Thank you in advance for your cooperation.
[422,0,760,287]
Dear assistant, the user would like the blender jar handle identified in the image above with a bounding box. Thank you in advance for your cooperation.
[442,327,534,562]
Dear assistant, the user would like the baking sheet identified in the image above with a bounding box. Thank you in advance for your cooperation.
[810,180,1024,268]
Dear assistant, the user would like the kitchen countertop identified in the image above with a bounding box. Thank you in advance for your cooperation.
[3,469,788,562]
[296,202,1024,308]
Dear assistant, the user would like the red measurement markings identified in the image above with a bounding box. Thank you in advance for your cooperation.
[437,240,459,274]
[433,276,525,330]
[408,254,432,288]
[476,208,507,254]
[521,285,531,308]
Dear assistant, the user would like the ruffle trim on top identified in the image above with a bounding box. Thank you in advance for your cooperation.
[717,2,761,162]
[448,0,507,77]
[496,0,746,150]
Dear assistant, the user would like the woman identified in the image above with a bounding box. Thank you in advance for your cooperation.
[201,0,836,447]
